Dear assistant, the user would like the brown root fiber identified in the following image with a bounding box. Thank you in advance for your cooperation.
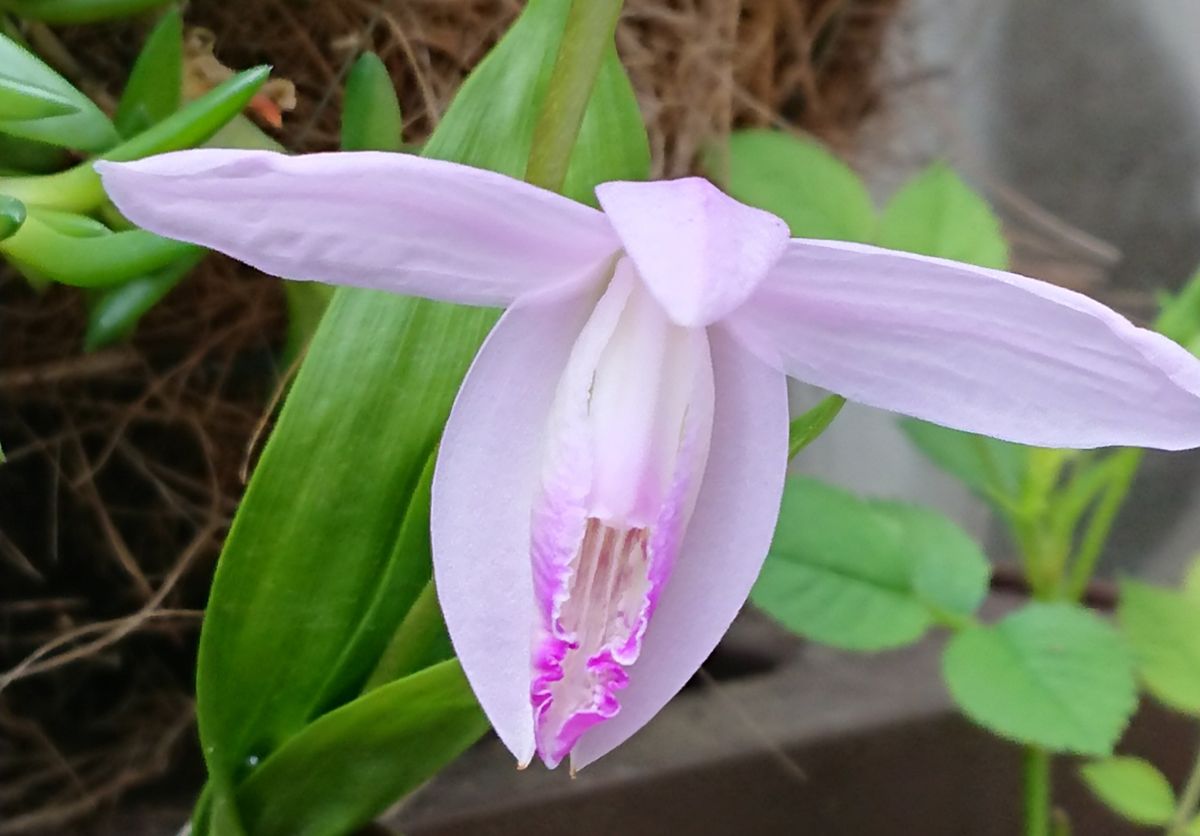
[1,1,899,831]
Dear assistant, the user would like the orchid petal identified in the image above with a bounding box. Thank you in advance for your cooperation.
[595,178,789,327]
[571,327,789,770]
[97,150,620,307]
[431,279,602,766]
[731,240,1200,450]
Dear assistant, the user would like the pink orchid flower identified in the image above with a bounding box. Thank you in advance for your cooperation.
[97,150,1200,771]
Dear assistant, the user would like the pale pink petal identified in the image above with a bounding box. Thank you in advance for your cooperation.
[96,150,620,306]
[431,277,603,766]
[571,327,790,770]
[595,178,790,327]
[729,240,1200,450]
[530,260,717,768]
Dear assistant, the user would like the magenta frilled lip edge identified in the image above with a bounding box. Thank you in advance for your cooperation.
[97,150,1200,771]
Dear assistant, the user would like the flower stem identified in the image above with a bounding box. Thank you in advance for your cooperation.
[1024,747,1052,836]
[1167,733,1200,836]
[1064,448,1142,600]
[524,0,625,193]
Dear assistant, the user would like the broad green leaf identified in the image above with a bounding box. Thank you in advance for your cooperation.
[341,52,402,153]
[194,0,649,793]
[899,418,1026,508]
[1183,556,1200,604]
[3,0,167,23]
[1119,580,1200,715]
[114,7,183,137]
[879,162,1009,270]
[1155,267,1200,345]
[0,71,78,120]
[0,194,25,240]
[0,33,118,151]
[234,661,488,836]
[943,602,1136,755]
[751,477,988,650]
[1,211,195,286]
[726,129,875,241]
[2,66,268,213]
[787,395,844,459]
[1079,756,1175,826]
[84,250,202,349]
[309,454,438,713]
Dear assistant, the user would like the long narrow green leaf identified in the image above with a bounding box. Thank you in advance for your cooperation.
[0,212,195,286]
[84,249,203,349]
[194,0,649,793]
[0,33,117,151]
[0,194,25,240]
[234,661,488,836]
[788,395,845,459]
[0,133,68,173]
[340,52,402,153]
[4,0,167,23]
[0,71,79,120]
[1,66,268,212]
[114,6,183,137]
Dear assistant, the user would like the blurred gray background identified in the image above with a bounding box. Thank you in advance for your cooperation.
[798,0,1200,586]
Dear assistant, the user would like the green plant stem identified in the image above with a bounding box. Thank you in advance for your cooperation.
[524,0,624,192]
[1025,747,1052,836]
[1064,448,1142,600]
[1167,735,1200,836]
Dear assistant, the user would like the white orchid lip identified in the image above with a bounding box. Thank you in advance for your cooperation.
[528,262,714,767]
[97,150,1200,770]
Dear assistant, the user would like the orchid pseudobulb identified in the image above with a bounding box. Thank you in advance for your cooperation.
[97,151,1200,771]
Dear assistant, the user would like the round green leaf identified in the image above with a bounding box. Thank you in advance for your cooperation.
[726,129,876,242]
[943,603,1136,755]
[1119,580,1200,715]
[751,478,989,650]
[879,162,1009,270]
[1080,756,1175,826]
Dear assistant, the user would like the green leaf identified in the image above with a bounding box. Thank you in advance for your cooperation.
[879,162,1009,270]
[1183,556,1200,605]
[0,194,25,240]
[1155,267,1200,346]
[3,0,168,24]
[726,129,875,241]
[2,66,268,213]
[193,0,649,792]
[234,660,488,836]
[0,71,79,120]
[114,7,183,137]
[0,211,196,286]
[751,477,988,650]
[898,418,1026,508]
[1079,756,1175,826]
[1119,580,1200,715]
[0,33,118,151]
[0,133,69,173]
[84,250,202,349]
[340,52,402,153]
[309,453,439,712]
[787,395,844,459]
[943,602,1136,755]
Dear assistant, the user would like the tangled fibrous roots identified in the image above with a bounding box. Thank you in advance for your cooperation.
[3,1,900,832]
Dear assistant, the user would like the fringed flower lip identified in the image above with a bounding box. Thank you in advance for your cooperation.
[97,150,1200,772]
